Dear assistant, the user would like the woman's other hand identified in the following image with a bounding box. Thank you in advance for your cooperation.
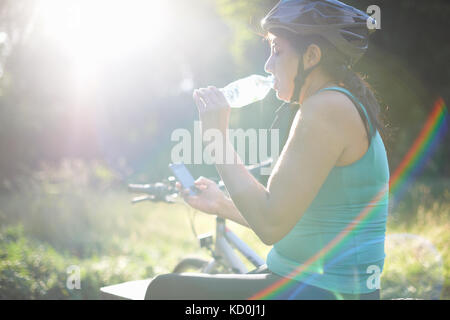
[176,177,227,216]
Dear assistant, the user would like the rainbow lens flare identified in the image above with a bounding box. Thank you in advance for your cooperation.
[249,98,448,300]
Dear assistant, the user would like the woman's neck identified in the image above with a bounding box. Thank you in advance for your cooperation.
[298,68,337,104]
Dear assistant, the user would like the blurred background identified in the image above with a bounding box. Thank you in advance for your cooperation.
[0,0,448,299]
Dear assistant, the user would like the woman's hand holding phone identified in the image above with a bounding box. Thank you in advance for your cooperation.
[177,177,228,216]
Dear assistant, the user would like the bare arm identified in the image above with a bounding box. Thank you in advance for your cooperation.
[216,196,250,228]
[215,94,347,245]
[179,177,250,228]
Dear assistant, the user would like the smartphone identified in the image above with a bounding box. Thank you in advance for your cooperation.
[169,163,197,196]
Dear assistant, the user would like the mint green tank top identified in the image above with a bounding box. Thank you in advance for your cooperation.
[266,87,390,295]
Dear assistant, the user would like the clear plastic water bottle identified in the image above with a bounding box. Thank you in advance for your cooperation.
[220,74,274,108]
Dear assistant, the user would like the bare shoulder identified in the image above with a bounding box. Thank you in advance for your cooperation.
[297,89,367,146]
[302,89,359,122]
[289,90,351,139]
[284,90,348,158]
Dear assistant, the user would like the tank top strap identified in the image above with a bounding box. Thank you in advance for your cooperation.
[317,86,375,136]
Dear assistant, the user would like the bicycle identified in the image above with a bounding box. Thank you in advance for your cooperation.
[100,160,273,300]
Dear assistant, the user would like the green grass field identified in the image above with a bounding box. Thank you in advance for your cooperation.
[0,169,448,299]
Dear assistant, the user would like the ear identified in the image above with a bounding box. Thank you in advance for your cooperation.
[303,44,322,70]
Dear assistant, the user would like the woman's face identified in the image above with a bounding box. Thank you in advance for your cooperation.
[264,34,300,102]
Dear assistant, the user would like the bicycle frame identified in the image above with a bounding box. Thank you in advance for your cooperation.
[200,159,273,273]
[101,168,271,299]
[100,216,266,300]
[202,217,265,274]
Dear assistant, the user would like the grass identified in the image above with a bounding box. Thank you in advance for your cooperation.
[382,201,449,300]
[0,161,448,299]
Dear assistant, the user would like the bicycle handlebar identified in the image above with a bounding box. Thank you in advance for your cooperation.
[127,158,273,204]
[128,182,170,194]
[128,182,177,204]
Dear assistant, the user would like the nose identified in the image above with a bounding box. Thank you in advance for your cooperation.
[264,54,275,76]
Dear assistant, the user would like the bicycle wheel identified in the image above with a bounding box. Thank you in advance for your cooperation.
[172,257,210,273]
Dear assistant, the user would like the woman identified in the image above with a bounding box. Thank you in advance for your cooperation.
[146,0,389,300]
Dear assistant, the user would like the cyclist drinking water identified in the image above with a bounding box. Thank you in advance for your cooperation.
[146,0,389,300]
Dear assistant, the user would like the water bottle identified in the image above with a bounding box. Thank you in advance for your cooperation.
[220,74,274,108]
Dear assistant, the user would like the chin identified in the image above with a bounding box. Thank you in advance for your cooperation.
[275,89,291,102]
